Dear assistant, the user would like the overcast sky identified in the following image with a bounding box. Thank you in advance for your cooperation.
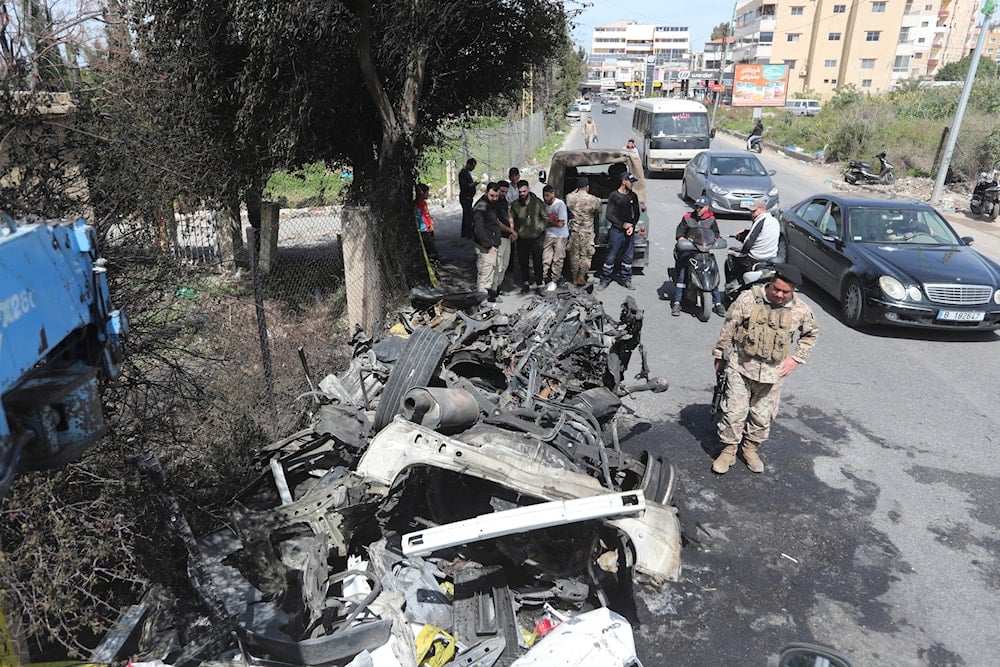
[569,0,740,51]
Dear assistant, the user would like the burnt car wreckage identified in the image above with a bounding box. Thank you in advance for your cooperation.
[114,288,681,666]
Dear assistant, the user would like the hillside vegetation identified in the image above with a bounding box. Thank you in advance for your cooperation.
[717,81,1000,181]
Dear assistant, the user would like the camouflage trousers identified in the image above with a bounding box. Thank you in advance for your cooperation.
[717,365,784,447]
[567,230,596,276]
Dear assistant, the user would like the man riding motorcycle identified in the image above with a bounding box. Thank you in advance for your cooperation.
[725,198,781,290]
[673,197,726,317]
[746,119,764,151]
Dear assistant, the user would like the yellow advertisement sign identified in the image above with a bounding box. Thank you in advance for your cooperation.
[732,64,789,107]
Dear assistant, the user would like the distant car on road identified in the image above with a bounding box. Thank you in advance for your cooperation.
[601,102,617,114]
[578,100,592,112]
[680,150,778,216]
[566,104,581,122]
[781,194,1000,329]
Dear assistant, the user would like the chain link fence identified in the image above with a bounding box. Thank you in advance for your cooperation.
[447,111,548,187]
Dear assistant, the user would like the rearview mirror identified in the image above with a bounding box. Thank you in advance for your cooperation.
[538,170,547,184]
[961,235,974,246]
[710,128,717,139]
[768,169,777,176]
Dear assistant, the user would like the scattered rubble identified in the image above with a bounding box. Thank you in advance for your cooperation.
[121,287,677,666]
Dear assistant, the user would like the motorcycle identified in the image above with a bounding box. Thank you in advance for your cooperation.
[843,151,895,185]
[722,233,785,307]
[674,226,727,322]
[747,134,763,153]
[969,168,999,221]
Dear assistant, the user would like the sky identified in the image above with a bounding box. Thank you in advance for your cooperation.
[568,0,740,52]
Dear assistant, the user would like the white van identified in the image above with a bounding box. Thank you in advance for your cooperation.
[785,99,822,116]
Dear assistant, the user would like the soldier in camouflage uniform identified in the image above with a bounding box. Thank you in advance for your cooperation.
[565,177,603,286]
[711,264,818,474]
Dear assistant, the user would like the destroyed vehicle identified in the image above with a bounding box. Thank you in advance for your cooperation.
[176,291,679,666]
[539,149,651,271]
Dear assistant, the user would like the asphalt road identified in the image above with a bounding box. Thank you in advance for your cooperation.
[571,105,1000,666]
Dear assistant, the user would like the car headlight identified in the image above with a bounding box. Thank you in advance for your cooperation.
[878,276,906,300]
[994,288,1000,304]
[906,285,922,301]
[710,182,729,195]
[767,186,779,197]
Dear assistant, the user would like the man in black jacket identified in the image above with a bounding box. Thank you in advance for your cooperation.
[459,158,478,238]
[473,182,503,301]
[596,172,640,291]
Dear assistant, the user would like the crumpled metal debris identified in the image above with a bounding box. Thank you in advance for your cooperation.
[135,289,677,666]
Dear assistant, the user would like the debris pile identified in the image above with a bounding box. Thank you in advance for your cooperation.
[123,288,679,666]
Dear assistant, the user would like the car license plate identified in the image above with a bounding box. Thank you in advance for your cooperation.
[937,310,985,322]
[740,198,753,209]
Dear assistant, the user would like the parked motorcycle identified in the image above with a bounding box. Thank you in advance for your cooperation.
[747,134,763,153]
[843,151,895,185]
[969,168,999,221]
[674,227,727,322]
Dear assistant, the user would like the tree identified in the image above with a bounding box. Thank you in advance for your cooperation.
[935,53,998,81]
[123,0,571,296]
[711,22,730,40]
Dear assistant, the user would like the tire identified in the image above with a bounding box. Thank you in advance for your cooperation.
[844,172,858,184]
[698,291,712,322]
[841,277,867,329]
[372,327,451,430]
[881,171,896,185]
[988,201,999,222]
[752,141,762,154]
[680,178,689,202]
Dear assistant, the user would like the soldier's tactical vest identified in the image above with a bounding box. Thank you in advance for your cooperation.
[733,285,795,362]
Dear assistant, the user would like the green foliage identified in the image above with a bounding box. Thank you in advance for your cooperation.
[826,84,864,110]
[264,163,348,207]
[711,22,730,40]
[888,86,958,120]
[935,53,998,81]
[891,77,925,93]
[907,167,932,177]
[791,89,821,100]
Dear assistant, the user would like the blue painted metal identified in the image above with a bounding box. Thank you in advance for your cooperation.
[0,215,126,499]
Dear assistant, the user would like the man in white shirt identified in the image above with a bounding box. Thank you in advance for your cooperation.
[725,198,781,287]
[541,184,569,292]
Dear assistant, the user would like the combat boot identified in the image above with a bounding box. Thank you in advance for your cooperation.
[712,444,738,474]
[741,441,765,473]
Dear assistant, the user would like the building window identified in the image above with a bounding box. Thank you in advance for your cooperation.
[829,32,842,41]
[791,6,804,15]
[914,52,923,59]
[861,59,876,69]
[759,31,774,43]
[833,4,846,12]
[784,59,797,70]
[917,37,925,43]
[921,21,929,27]
[865,31,881,42]
[787,33,801,42]
[924,3,932,9]
[987,48,994,54]
[991,37,997,43]
[872,1,886,12]
[832,79,837,84]
[893,55,910,71]
[899,28,910,43]
[824,59,837,67]
[861,79,873,87]
[823,79,830,84]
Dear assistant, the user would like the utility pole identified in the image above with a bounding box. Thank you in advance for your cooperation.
[711,2,739,129]
[931,1,997,203]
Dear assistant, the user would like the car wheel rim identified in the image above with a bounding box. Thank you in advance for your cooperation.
[845,284,862,320]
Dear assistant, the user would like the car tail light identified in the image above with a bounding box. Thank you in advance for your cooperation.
[640,204,647,212]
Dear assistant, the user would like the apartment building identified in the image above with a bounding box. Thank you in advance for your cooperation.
[970,22,1000,63]
[587,22,693,94]
[731,0,978,99]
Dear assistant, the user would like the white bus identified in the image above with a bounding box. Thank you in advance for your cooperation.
[631,99,713,174]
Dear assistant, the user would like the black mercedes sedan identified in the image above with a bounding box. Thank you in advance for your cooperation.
[780,194,1000,330]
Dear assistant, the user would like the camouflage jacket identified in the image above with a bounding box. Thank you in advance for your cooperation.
[712,284,819,384]
[565,190,602,235]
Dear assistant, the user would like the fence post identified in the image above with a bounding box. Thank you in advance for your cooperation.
[259,202,280,275]
[341,205,383,334]
[216,208,244,271]
[446,160,456,199]
[246,227,277,429]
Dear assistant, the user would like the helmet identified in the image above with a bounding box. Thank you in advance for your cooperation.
[695,196,710,209]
